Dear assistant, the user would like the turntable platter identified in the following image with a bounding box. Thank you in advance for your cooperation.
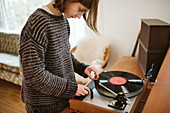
[95,71,144,98]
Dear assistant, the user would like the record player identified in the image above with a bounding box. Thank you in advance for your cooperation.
[73,71,144,113]
[70,56,149,113]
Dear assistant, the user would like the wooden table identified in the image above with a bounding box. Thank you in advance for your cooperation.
[142,47,170,113]
[70,56,150,113]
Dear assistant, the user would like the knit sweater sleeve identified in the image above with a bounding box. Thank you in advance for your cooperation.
[71,54,89,78]
[19,17,77,98]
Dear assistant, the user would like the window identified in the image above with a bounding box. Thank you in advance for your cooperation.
[0,0,7,30]
[0,0,85,47]
[1,0,50,32]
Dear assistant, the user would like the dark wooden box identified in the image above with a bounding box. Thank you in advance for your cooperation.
[138,19,170,81]
[140,19,170,50]
[138,41,167,75]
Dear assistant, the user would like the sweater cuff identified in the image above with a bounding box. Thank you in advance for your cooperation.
[62,80,77,98]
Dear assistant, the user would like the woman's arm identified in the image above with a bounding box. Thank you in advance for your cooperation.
[71,53,89,78]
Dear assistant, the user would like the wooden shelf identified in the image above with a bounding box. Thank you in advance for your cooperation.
[142,47,170,113]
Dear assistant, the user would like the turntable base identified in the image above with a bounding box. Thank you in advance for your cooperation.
[83,87,137,112]
[70,56,150,113]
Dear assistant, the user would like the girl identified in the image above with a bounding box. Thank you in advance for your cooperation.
[19,0,99,112]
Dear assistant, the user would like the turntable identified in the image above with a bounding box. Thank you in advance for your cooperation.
[70,56,148,113]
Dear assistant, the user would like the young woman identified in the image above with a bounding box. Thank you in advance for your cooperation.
[19,0,99,112]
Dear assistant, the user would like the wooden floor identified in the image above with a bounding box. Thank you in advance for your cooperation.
[0,79,26,113]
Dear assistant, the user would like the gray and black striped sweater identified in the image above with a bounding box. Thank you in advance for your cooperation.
[19,9,88,110]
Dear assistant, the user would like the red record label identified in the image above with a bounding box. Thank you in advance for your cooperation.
[109,77,127,85]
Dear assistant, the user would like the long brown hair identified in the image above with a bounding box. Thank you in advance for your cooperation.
[53,0,99,34]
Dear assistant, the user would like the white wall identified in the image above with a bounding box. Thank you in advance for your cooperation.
[91,0,170,69]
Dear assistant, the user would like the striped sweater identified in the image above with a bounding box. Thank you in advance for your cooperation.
[19,9,88,110]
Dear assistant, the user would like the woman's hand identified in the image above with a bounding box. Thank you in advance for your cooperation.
[75,84,90,96]
[84,66,99,80]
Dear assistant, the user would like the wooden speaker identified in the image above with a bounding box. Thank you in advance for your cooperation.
[138,19,170,82]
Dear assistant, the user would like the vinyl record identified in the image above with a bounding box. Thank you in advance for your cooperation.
[95,71,144,98]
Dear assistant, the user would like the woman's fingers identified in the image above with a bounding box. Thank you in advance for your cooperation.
[76,84,90,96]
[85,66,99,80]
[84,86,90,93]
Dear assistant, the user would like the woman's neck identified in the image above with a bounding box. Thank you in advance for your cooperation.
[46,1,62,16]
